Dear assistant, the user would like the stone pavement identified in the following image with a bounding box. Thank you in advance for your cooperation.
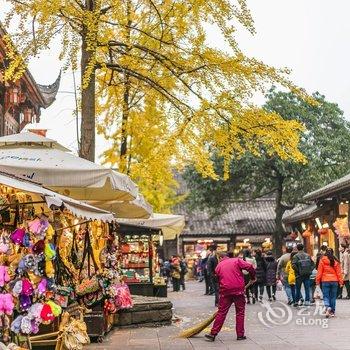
[86,281,350,350]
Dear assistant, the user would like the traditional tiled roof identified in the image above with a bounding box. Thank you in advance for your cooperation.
[283,204,318,224]
[304,173,350,202]
[176,198,281,237]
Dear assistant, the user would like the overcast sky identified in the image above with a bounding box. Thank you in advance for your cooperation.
[2,0,350,162]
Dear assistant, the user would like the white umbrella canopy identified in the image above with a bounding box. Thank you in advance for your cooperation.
[89,194,153,219]
[0,132,152,218]
[118,213,185,239]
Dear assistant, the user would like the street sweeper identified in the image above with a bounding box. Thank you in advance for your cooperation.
[204,252,256,342]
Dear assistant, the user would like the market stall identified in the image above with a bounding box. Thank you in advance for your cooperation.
[0,171,119,349]
[117,223,160,297]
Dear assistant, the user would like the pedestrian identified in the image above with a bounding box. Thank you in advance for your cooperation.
[207,245,219,306]
[292,243,315,306]
[285,252,297,304]
[180,257,188,291]
[253,249,266,302]
[205,252,256,342]
[163,259,171,287]
[277,246,293,304]
[201,251,210,295]
[316,248,343,317]
[243,249,256,304]
[265,251,278,301]
[171,256,181,292]
[341,244,350,299]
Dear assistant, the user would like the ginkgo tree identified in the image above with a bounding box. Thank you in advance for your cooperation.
[3,0,309,211]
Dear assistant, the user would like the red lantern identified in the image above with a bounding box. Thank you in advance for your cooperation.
[8,86,19,105]
[23,107,33,123]
[302,230,312,238]
[318,228,329,236]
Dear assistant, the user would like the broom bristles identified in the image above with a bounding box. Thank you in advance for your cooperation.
[179,311,218,338]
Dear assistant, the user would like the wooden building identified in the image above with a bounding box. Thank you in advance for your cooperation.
[0,26,60,136]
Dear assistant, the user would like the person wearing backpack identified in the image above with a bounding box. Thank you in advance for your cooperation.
[316,248,343,317]
[292,243,315,306]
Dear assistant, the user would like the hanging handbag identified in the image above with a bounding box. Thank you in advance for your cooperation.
[75,230,102,298]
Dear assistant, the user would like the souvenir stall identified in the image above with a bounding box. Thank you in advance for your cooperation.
[0,171,116,349]
[117,223,161,297]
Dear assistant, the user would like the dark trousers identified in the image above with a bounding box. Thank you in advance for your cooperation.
[253,283,265,299]
[266,285,277,299]
[338,280,350,298]
[296,276,310,302]
[322,281,338,312]
[173,278,180,292]
[212,279,219,305]
[204,270,210,294]
[180,274,186,290]
[290,284,296,303]
[211,293,245,337]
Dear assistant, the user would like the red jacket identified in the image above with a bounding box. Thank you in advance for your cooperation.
[316,256,343,285]
[215,257,256,295]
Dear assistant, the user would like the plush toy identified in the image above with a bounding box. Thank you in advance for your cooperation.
[0,293,14,315]
[0,242,9,254]
[40,303,54,323]
[45,260,55,278]
[34,254,45,276]
[31,319,40,334]
[32,240,45,255]
[0,266,10,287]
[20,316,32,334]
[47,300,62,317]
[2,293,14,315]
[38,278,47,295]
[44,243,56,260]
[23,254,36,270]
[28,218,41,234]
[28,303,44,321]
[12,280,22,296]
[10,229,26,245]
[21,278,34,296]
[10,315,23,334]
[19,294,31,311]
[22,233,31,248]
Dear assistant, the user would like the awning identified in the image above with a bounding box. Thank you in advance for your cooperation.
[0,172,115,222]
[118,213,185,240]
[89,194,153,220]
[0,132,152,218]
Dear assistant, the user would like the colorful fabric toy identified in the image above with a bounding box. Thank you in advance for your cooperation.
[21,278,34,296]
[10,315,23,334]
[10,229,26,245]
[22,233,31,248]
[45,260,55,278]
[19,294,31,311]
[31,319,40,334]
[40,303,54,323]
[0,242,9,254]
[0,293,14,316]
[38,278,47,295]
[32,240,45,255]
[0,266,10,287]
[47,300,62,317]
[20,316,32,334]
[44,243,56,260]
[12,280,22,296]
[28,303,43,321]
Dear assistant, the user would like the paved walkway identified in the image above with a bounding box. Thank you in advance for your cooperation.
[86,281,350,350]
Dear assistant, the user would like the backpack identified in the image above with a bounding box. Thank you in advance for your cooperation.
[297,254,313,276]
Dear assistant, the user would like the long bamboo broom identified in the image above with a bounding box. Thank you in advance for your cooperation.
[179,280,254,338]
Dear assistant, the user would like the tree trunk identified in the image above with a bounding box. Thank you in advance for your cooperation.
[273,175,285,256]
[119,75,130,173]
[79,29,96,161]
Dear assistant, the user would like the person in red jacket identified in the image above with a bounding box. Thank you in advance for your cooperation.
[205,252,256,342]
[316,248,343,318]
